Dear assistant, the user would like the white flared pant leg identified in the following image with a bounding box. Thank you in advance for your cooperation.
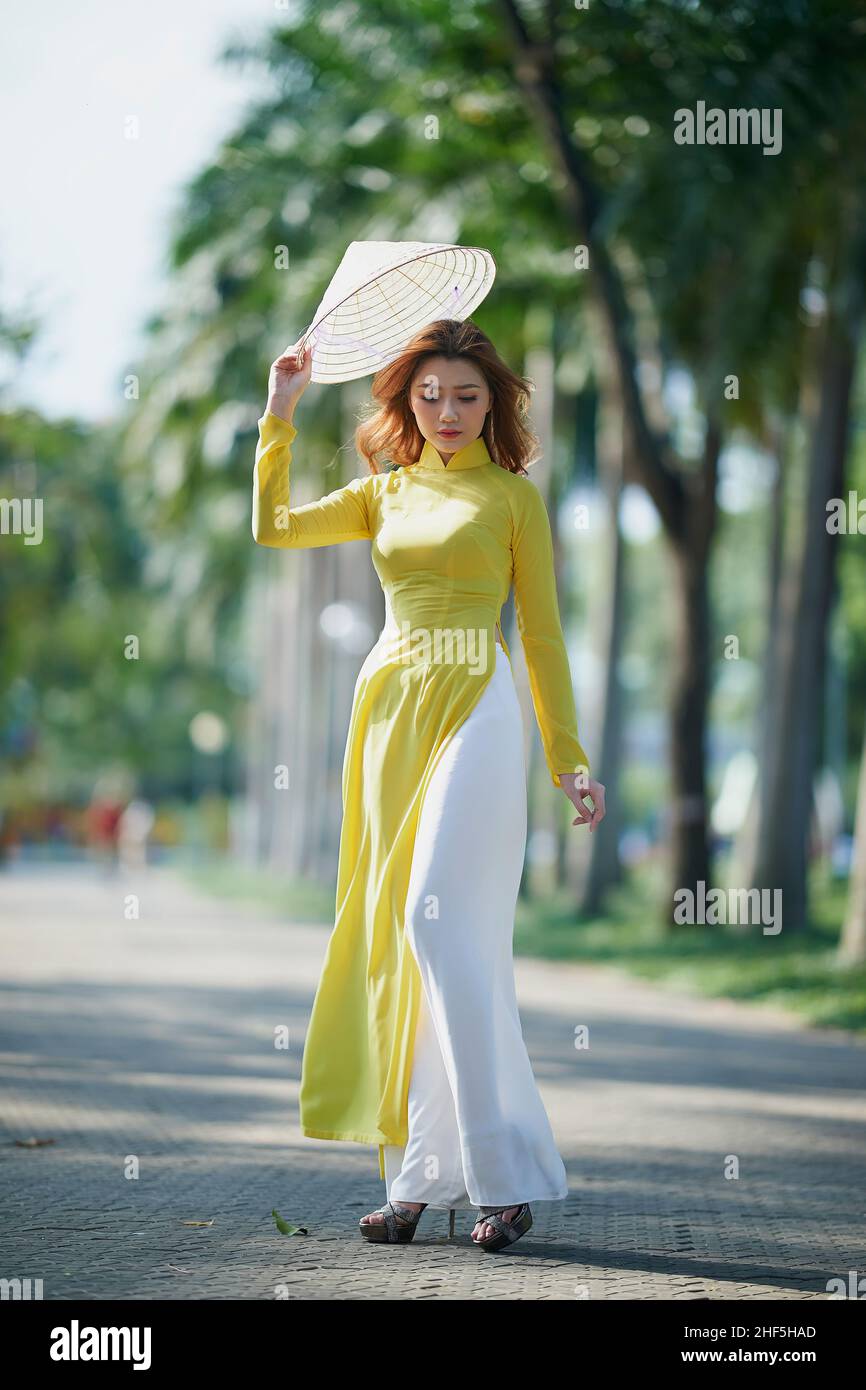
[383,644,569,1210]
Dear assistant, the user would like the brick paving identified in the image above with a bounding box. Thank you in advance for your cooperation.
[1,862,864,1300]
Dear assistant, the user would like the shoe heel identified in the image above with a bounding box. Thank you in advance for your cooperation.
[448,1207,455,1239]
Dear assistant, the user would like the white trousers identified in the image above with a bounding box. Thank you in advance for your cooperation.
[383,643,569,1210]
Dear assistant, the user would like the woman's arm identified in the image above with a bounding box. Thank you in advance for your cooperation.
[251,343,371,548]
[510,478,590,789]
[252,410,372,548]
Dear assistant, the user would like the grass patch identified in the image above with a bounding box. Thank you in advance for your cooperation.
[178,856,335,923]
[514,865,866,1035]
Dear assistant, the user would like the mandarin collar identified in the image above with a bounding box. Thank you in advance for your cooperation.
[411,433,493,472]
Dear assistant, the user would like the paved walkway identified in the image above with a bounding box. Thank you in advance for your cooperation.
[1,862,864,1300]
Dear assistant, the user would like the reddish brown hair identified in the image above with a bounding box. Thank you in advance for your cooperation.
[354,318,539,476]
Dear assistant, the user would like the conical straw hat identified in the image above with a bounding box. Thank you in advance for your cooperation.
[296,241,496,383]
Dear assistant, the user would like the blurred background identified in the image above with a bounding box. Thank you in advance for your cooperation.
[2,0,866,1029]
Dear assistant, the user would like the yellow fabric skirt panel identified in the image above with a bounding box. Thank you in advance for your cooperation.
[298,618,511,1180]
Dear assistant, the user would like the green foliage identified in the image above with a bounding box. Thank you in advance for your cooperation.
[0,413,243,810]
[3,0,866,905]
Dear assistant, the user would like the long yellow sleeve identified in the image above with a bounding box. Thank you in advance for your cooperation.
[252,409,372,548]
[511,479,590,788]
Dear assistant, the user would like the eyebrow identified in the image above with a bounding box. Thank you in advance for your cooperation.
[415,381,482,389]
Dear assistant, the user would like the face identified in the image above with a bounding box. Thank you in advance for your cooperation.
[409,355,491,461]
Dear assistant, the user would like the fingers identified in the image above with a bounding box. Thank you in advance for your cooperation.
[274,341,312,370]
[572,785,607,832]
[571,797,594,828]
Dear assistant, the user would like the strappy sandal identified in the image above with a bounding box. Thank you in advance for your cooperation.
[359,1200,427,1244]
[471,1203,533,1252]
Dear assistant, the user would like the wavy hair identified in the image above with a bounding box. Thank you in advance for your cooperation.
[354,319,539,476]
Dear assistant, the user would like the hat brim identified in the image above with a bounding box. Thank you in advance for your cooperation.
[297,242,496,384]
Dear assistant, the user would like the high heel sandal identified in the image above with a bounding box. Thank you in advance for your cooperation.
[359,1202,458,1244]
[471,1203,533,1252]
[359,1200,427,1243]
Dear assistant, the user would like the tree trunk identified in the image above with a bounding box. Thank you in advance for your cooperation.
[580,372,626,914]
[523,324,559,895]
[667,538,712,917]
[747,299,860,931]
[839,718,866,965]
[729,416,790,890]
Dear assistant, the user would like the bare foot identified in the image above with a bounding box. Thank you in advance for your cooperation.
[472,1206,521,1242]
[360,1200,426,1227]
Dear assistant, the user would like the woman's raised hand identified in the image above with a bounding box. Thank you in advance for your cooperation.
[266,340,314,422]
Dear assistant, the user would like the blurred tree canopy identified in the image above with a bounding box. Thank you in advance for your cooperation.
[3,0,866,946]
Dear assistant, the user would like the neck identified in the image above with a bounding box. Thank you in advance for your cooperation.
[413,433,492,473]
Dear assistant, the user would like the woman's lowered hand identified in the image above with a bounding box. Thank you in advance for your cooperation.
[558,773,606,832]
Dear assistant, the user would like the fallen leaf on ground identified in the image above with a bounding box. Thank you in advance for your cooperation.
[272,1208,307,1236]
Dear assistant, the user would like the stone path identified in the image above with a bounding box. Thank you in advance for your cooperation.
[1,863,863,1300]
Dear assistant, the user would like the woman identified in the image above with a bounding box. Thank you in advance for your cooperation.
[252,318,605,1252]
